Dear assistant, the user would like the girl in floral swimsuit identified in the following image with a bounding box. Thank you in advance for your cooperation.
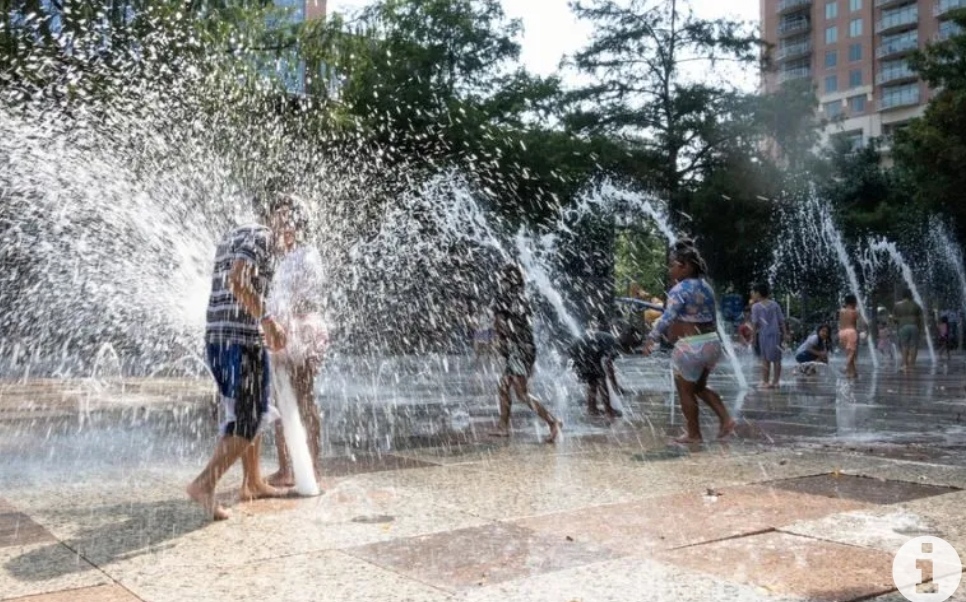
[643,240,736,444]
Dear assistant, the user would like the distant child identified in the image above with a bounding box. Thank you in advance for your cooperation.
[838,294,861,379]
[877,316,896,363]
[795,324,832,375]
[737,307,754,353]
[751,282,789,389]
[568,322,627,418]
[938,316,952,361]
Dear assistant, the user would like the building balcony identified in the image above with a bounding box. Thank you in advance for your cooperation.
[876,36,919,58]
[778,19,811,37]
[776,40,813,61]
[879,86,921,110]
[779,66,812,82]
[935,0,966,17]
[875,8,919,34]
[935,23,963,40]
[875,0,911,7]
[778,0,812,13]
[876,66,917,85]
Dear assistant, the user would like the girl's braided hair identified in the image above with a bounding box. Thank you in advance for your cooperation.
[670,238,709,278]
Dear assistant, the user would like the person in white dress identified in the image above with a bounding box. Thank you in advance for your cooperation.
[265,211,328,489]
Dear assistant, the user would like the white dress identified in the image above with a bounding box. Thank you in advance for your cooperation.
[268,246,328,364]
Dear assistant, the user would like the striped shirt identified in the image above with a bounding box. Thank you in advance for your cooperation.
[204,225,275,346]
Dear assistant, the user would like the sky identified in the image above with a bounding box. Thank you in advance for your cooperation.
[327,0,760,87]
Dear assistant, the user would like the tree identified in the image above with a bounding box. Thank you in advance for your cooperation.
[809,137,920,243]
[752,78,821,171]
[563,0,761,223]
[891,10,966,241]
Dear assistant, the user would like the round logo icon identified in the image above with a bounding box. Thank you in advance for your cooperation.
[893,536,962,602]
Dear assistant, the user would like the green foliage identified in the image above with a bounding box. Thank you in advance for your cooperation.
[810,138,919,242]
[892,10,966,242]
[684,150,779,291]
[752,78,820,170]
[614,229,666,296]
[564,0,761,204]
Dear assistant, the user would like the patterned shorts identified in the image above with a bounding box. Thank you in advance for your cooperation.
[671,332,722,383]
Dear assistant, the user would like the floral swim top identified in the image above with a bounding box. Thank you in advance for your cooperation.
[649,277,717,342]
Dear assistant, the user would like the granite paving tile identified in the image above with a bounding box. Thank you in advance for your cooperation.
[0,513,56,549]
[4,584,143,602]
[765,473,958,505]
[455,555,807,602]
[781,507,943,553]
[120,550,454,602]
[517,484,871,555]
[657,531,898,602]
[94,480,489,580]
[355,455,745,521]
[344,522,620,591]
[319,453,440,476]
[0,542,111,601]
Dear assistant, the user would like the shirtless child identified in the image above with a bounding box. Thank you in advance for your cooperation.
[838,295,861,379]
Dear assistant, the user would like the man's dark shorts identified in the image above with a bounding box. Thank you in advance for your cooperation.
[206,342,271,441]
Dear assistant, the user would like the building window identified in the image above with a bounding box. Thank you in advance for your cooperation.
[849,69,862,87]
[849,43,862,61]
[849,18,862,37]
[880,83,920,109]
[826,1,838,19]
[939,20,962,41]
[826,26,838,44]
[843,131,864,150]
[849,0,862,11]
[825,75,838,92]
[824,101,843,118]
[825,50,838,67]
[849,95,866,113]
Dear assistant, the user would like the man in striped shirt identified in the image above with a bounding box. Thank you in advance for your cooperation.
[187,193,306,520]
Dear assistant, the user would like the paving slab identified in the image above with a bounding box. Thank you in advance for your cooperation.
[120,549,454,602]
[517,484,870,555]
[657,531,897,602]
[344,522,619,591]
[764,473,959,505]
[4,584,143,602]
[0,542,111,601]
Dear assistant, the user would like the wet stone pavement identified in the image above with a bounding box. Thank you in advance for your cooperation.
[3,353,966,601]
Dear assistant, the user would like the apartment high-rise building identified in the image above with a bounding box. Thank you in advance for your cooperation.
[762,0,964,150]
[272,0,328,95]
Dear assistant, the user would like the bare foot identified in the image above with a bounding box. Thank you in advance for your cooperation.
[545,420,562,444]
[718,419,737,440]
[187,482,231,521]
[672,433,703,444]
[757,381,770,389]
[266,470,295,488]
[239,482,290,502]
[605,407,623,418]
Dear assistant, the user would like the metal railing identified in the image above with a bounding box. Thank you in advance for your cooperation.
[878,86,920,110]
[935,0,966,17]
[875,7,919,34]
[935,24,963,40]
[778,19,811,36]
[875,36,919,58]
[778,0,811,12]
[779,66,812,82]
[876,66,916,84]
[776,40,812,60]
